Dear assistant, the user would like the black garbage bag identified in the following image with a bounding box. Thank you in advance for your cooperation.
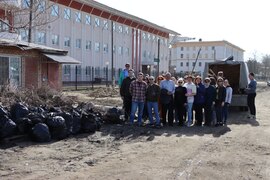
[27,112,46,125]
[10,102,29,122]
[81,112,98,133]
[70,110,81,135]
[46,116,67,140]
[16,118,33,134]
[31,123,51,142]
[49,107,62,113]
[0,105,9,118]
[59,112,73,135]
[0,115,17,138]
[103,107,122,124]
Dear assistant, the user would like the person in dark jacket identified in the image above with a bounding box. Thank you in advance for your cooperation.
[215,77,226,126]
[204,77,216,126]
[146,76,161,127]
[120,69,135,121]
[193,76,205,126]
[174,78,187,126]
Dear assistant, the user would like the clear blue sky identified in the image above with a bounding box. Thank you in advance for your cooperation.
[96,0,269,61]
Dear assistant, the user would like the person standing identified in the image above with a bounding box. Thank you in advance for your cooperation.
[215,77,226,126]
[204,77,216,126]
[174,78,187,126]
[118,63,130,87]
[160,72,175,126]
[129,72,147,126]
[146,76,161,127]
[120,69,136,121]
[184,75,197,127]
[246,72,257,119]
[223,79,233,125]
[193,76,205,126]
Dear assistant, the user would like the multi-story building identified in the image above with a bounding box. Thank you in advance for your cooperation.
[1,0,179,84]
[171,39,245,76]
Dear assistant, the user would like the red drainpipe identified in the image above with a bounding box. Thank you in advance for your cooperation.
[135,29,138,73]
[138,30,142,72]
[132,28,134,69]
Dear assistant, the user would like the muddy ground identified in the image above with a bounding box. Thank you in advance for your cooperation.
[0,83,269,180]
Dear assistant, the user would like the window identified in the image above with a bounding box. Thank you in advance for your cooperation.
[64,8,71,20]
[64,65,71,75]
[86,40,91,50]
[148,52,151,59]
[152,35,155,41]
[118,46,123,55]
[199,62,202,67]
[36,32,46,44]
[180,62,183,67]
[37,1,46,12]
[186,54,190,59]
[86,66,91,75]
[142,32,146,39]
[0,56,22,87]
[22,0,30,8]
[51,5,59,16]
[180,54,184,58]
[143,50,147,58]
[125,48,129,56]
[95,18,100,27]
[95,42,100,52]
[51,34,59,45]
[75,12,81,23]
[212,46,215,50]
[186,62,189,67]
[192,53,196,58]
[118,25,123,33]
[125,26,129,34]
[181,47,184,51]
[103,20,108,30]
[113,45,116,53]
[76,66,82,75]
[193,62,195,67]
[64,37,71,47]
[85,15,91,25]
[199,54,202,58]
[147,33,151,40]
[75,39,81,48]
[20,29,28,42]
[205,54,208,59]
[103,43,108,53]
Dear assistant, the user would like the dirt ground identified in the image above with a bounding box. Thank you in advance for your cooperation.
[0,83,270,180]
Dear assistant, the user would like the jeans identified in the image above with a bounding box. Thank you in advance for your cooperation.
[222,102,229,124]
[187,103,193,126]
[147,101,160,125]
[130,101,145,125]
[247,93,256,116]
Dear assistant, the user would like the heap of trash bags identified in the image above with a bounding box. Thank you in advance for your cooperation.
[0,102,123,142]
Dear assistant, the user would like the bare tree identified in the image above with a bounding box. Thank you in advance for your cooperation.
[261,54,270,80]
[0,0,58,42]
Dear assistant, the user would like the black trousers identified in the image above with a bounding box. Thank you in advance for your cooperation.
[204,104,213,126]
[161,100,174,126]
[247,93,256,116]
[175,104,186,126]
[123,98,132,120]
[194,104,204,126]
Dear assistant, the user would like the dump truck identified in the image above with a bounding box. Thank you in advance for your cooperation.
[203,57,249,110]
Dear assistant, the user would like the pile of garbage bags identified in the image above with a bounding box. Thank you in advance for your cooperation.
[0,102,112,142]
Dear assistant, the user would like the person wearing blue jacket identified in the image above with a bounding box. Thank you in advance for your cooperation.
[193,76,205,126]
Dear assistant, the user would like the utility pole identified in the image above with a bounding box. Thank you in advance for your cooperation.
[157,38,160,76]
[111,20,115,88]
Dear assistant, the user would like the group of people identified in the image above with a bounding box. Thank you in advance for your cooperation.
[119,63,257,128]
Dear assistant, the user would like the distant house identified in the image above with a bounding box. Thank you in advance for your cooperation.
[0,37,80,90]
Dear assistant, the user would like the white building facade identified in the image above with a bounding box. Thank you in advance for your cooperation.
[171,40,244,76]
[11,0,179,82]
